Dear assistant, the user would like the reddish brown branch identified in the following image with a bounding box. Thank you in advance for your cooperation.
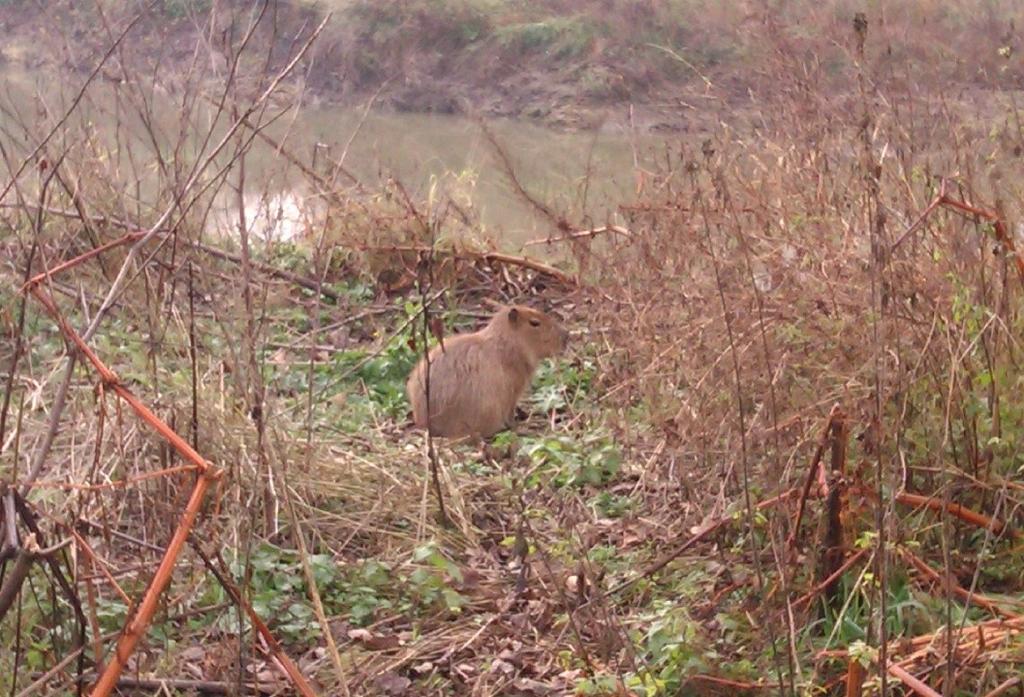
[892,181,1024,285]
[845,659,865,697]
[29,464,198,491]
[898,547,1019,619]
[792,547,868,611]
[888,664,942,697]
[90,473,218,696]
[21,231,146,292]
[938,194,1024,283]
[894,491,1017,538]
[891,179,947,251]
[788,404,841,550]
[22,285,318,697]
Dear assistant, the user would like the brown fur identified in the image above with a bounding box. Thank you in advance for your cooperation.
[406,305,568,439]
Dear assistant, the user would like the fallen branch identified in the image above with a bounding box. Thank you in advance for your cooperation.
[894,491,1017,538]
[483,250,577,286]
[362,243,578,286]
[92,676,278,695]
[522,225,633,248]
[888,664,942,697]
[981,676,1022,697]
[898,546,1019,619]
[190,238,342,300]
[818,616,1024,667]
[16,200,574,301]
[842,484,1017,539]
[22,228,343,303]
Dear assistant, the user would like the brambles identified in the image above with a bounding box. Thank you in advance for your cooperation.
[5,1,1024,695]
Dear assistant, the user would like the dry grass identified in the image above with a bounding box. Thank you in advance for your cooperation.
[3,2,1024,697]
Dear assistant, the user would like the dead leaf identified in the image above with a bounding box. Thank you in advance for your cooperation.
[491,658,515,676]
[373,671,411,695]
[514,677,555,694]
[456,566,485,592]
[497,648,522,667]
[180,646,206,662]
[454,663,477,680]
[255,668,285,686]
[411,661,435,675]
[347,628,401,650]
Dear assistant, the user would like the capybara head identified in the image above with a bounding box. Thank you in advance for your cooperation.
[495,305,568,362]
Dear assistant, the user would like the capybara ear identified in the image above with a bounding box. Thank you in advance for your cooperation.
[508,307,520,325]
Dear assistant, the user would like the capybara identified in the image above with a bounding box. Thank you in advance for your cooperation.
[406,305,568,439]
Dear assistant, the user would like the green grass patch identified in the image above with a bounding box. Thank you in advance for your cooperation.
[494,16,603,60]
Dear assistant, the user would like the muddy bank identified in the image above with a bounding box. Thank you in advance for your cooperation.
[2,0,1022,135]
[0,0,713,133]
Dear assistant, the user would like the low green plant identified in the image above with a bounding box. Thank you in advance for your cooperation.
[518,431,622,489]
[207,544,408,639]
[800,570,932,650]
[590,491,634,518]
[347,0,498,50]
[495,16,602,59]
[530,354,596,414]
[599,600,710,696]
[330,559,396,626]
[310,301,421,428]
[408,542,467,615]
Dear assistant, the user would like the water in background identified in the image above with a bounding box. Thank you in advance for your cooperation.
[1,65,659,250]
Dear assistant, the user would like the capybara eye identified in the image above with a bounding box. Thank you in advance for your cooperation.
[529,319,541,327]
